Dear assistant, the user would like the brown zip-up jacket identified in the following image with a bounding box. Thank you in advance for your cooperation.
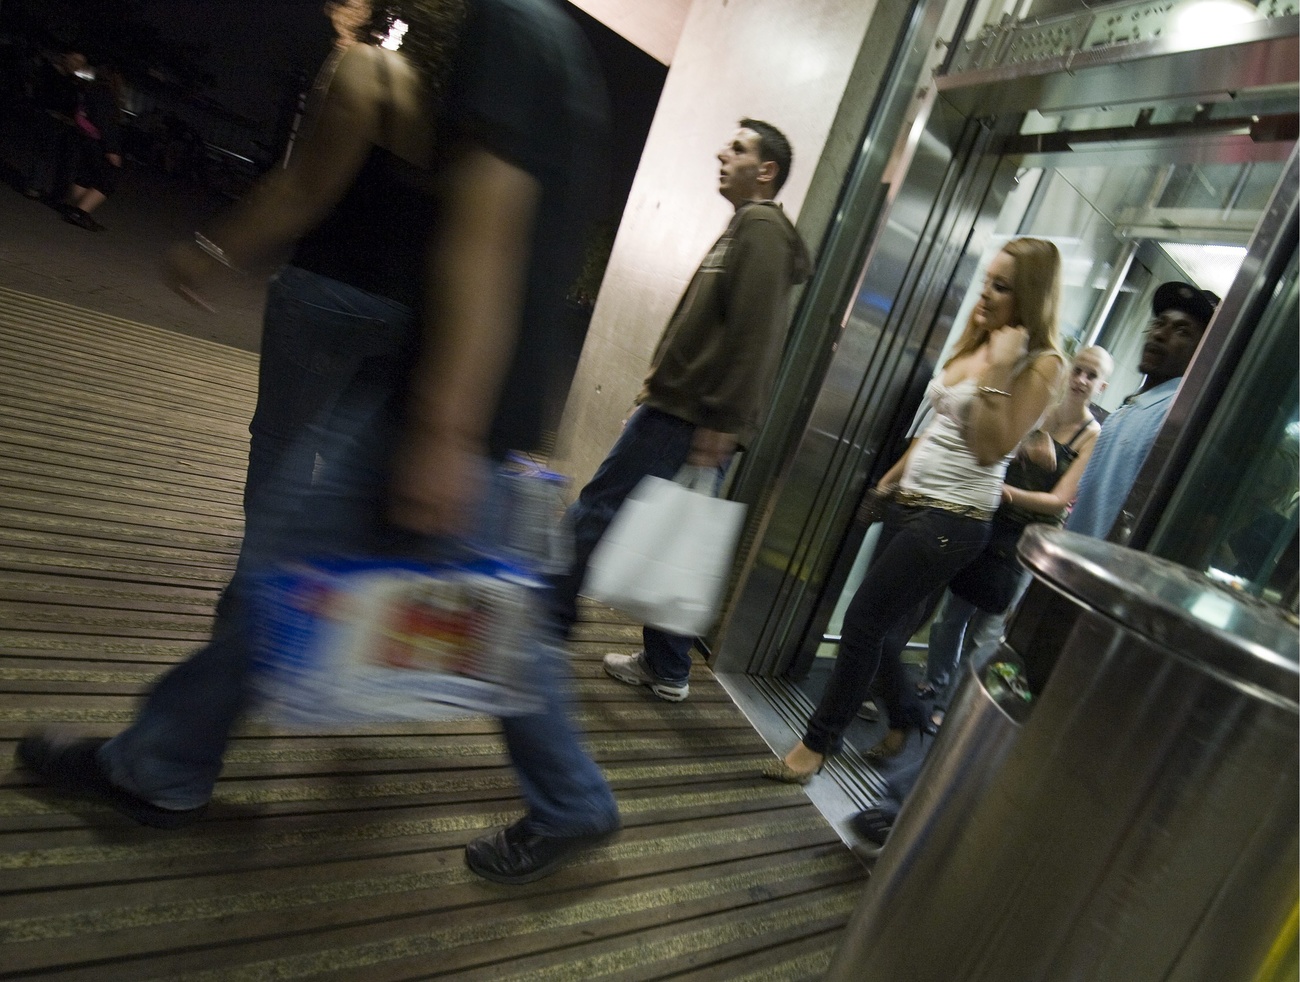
[637,200,812,447]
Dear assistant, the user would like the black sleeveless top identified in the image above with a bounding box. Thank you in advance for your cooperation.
[287,0,609,456]
[291,145,435,309]
[999,420,1093,528]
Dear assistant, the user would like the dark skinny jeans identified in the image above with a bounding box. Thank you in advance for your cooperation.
[803,502,990,756]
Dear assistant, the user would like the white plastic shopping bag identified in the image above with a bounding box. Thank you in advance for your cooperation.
[582,465,746,636]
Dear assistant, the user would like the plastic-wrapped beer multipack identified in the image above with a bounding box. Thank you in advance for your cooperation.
[250,460,569,725]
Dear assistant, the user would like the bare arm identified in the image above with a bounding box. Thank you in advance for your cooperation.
[966,333,1065,466]
[389,145,541,535]
[1003,426,1100,515]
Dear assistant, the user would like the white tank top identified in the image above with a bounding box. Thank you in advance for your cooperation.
[899,376,1014,512]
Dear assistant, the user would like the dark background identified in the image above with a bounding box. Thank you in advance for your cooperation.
[0,0,666,231]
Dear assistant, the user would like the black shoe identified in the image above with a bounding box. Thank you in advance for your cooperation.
[855,698,880,722]
[14,732,206,829]
[465,817,619,885]
[849,803,899,846]
[62,207,103,231]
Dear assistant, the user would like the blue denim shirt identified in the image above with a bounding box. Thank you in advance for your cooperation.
[1066,377,1181,539]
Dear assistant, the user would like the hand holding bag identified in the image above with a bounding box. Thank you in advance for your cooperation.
[582,465,747,636]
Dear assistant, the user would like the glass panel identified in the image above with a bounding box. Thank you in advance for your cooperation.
[818,142,1273,641]
[1147,254,1300,606]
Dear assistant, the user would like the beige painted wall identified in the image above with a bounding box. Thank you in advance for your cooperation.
[550,0,884,490]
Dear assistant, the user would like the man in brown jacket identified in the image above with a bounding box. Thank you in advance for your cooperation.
[547,118,812,701]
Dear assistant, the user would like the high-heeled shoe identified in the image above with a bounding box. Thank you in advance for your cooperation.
[864,720,936,762]
[864,728,907,762]
[760,754,825,785]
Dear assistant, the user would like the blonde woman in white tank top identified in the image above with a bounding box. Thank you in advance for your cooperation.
[764,238,1067,784]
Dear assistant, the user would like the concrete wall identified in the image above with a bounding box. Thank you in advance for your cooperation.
[549,0,885,490]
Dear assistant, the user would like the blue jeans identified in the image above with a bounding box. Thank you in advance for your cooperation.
[924,579,1026,706]
[243,266,417,511]
[803,503,989,756]
[547,406,720,684]
[99,267,617,837]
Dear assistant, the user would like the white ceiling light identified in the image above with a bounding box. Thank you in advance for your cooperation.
[1170,0,1262,43]
[1159,242,1248,297]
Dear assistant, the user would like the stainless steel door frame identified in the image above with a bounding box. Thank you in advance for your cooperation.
[714,91,1020,676]
[709,0,954,663]
[714,14,1300,681]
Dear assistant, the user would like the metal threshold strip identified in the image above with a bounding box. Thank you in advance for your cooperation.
[714,668,894,861]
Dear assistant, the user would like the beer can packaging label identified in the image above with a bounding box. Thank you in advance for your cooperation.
[251,557,547,725]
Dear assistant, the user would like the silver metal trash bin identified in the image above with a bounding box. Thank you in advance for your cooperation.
[826,526,1299,982]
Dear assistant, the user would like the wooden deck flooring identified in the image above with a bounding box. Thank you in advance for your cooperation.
[0,287,863,981]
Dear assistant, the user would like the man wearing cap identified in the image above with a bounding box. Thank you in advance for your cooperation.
[1066,281,1218,539]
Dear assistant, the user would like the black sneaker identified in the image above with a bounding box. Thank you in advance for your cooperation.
[465,817,619,885]
[14,732,206,829]
[849,802,900,847]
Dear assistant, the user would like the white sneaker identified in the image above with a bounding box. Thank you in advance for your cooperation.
[602,651,690,702]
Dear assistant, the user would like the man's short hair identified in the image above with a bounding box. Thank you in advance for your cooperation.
[739,117,792,196]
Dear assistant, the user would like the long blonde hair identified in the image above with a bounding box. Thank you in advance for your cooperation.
[944,237,1062,367]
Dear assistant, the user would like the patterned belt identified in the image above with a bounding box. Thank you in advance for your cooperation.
[893,489,995,522]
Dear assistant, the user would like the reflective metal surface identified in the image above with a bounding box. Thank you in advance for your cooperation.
[715,0,992,675]
[941,11,1299,116]
[718,1,1298,681]
[712,0,942,672]
[1018,525,1300,701]
[716,93,1012,676]
[826,530,1299,981]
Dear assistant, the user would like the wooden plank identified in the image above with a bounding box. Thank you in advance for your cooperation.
[0,291,860,979]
